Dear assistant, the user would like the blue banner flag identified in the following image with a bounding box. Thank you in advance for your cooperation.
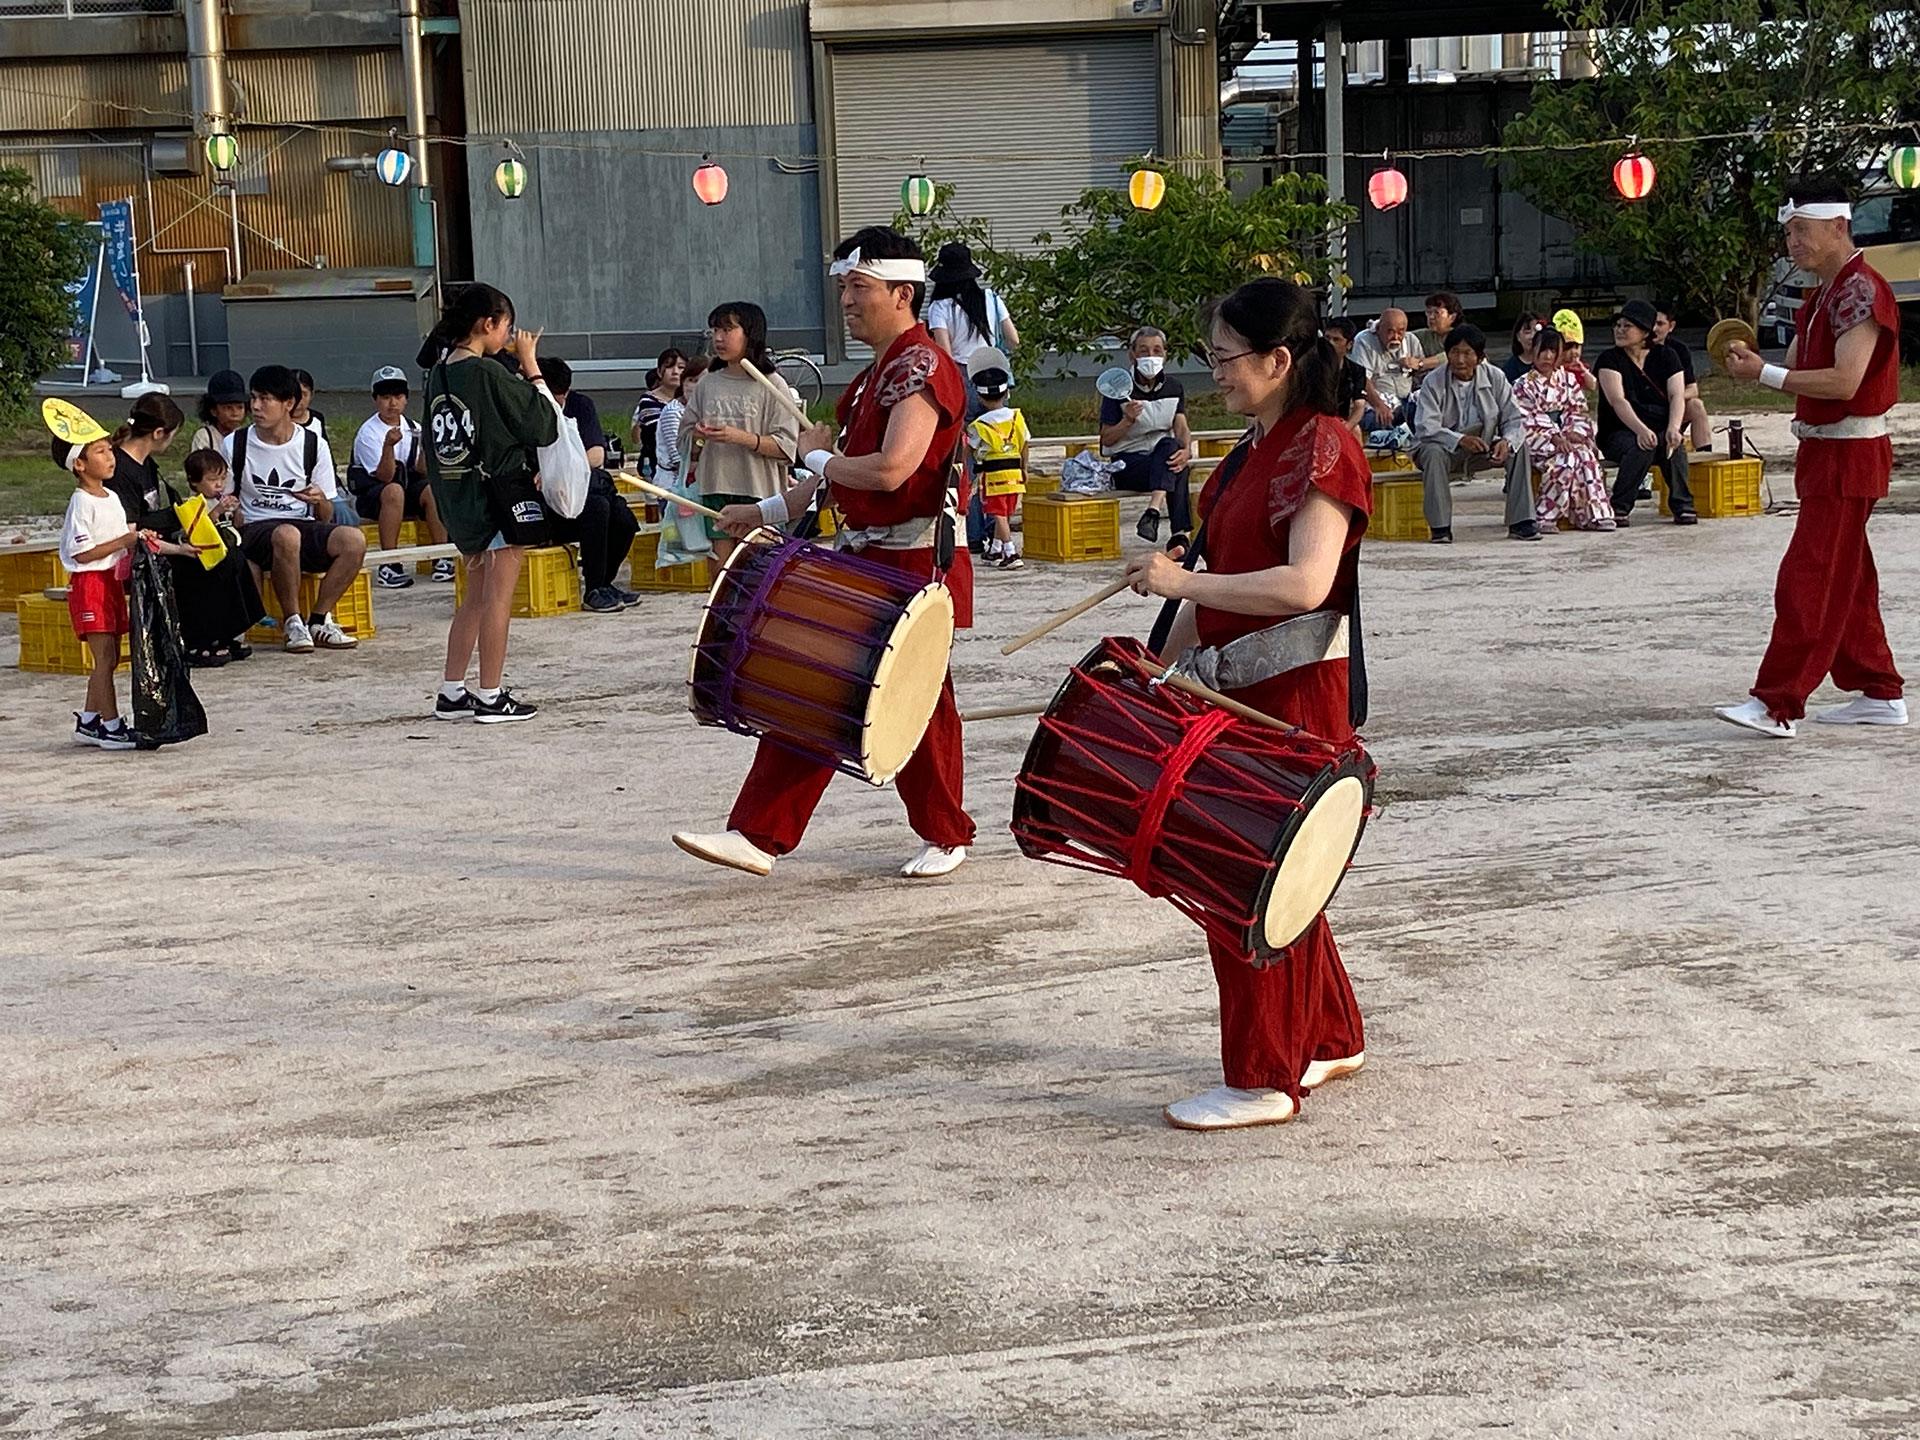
[99,198,139,323]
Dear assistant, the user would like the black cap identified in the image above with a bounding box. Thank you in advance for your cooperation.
[204,369,247,405]
[1613,299,1658,335]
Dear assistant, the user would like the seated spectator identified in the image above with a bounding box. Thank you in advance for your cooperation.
[630,347,686,476]
[1411,324,1541,543]
[1550,310,1598,398]
[539,356,641,613]
[1653,304,1713,450]
[292,369,326,438]
[1411,291,1464,374]
[1514,328,1614,532]
[1324,316,1388,442]
[223,364,367,652]
[1595,300,1695,526]
[109,392,263,667]
[1502,312,1546,382]
[1352,308,1422,424]
[189,369,248,453]
[1098,325,1193,544]
[350,366,455,589]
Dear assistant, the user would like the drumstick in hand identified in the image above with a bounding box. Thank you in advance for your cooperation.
[738,358,814,428]
[960,701,1052,723]
[623,475,733,523]
[1000,577,1132,656]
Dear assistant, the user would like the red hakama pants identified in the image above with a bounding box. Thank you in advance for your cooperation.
[1751,441,1904,721]
[1209,657,1366,1102]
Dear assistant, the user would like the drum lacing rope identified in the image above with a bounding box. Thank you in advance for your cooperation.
[1126,707,1234,897]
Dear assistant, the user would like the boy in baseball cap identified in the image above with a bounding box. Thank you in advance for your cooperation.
[351,365,454,585]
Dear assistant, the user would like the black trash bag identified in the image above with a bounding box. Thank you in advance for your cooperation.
[128,543,208,750]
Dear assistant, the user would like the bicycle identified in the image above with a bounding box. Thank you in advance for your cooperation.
[771,349,825,410]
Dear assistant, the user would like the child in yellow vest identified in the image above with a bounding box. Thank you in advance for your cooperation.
[966,347,1029,570]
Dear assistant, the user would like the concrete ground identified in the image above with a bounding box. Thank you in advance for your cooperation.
[2,409,1917,1439]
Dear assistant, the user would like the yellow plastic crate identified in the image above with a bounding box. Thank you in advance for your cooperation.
[453,545,582,616]
[16,593,129,675]
[1023,493,1121,563]
[361,518,437,574]
[814,505,838,538]
[1197,436,1238,459]
[250,569,377,642]
[1654,456,1763,518]
[626,531,714,593]
[0,545,65,607]
[1368,453,1417,475]
[613,474,644,494]
[1371,478,1431,542]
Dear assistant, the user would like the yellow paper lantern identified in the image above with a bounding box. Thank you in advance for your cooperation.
[1129,168,1166,211]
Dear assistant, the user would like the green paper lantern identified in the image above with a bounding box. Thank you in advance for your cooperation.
[494,158,528,200]
[1889,146,1920,190]
[901,173,936,216]
[204,131,238,174]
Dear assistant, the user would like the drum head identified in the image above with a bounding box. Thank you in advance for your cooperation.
[1259,768,1370,952]
[861,583,955,784]
[1095,367,1136,401]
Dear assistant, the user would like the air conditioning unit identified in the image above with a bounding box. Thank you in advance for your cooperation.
[151,132,201,176]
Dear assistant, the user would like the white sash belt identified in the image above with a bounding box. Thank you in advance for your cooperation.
[1791,415,1889,441]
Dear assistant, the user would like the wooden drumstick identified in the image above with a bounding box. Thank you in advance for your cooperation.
[1153,666,1298,733]
[738,358,815,429]
[1000,577,1132,656]
[960,702,1052,723]
[622,475,733,523]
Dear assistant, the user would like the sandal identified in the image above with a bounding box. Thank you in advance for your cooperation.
[186,647,227,668]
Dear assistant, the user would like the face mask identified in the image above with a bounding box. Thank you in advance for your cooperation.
[1135,355,1165,379]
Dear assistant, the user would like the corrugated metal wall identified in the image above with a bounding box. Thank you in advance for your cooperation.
[0,49,406,131]
[1170,0,1219,167]
[829,33,1160,251]
[461,0,809,134]
[5,123,414,294]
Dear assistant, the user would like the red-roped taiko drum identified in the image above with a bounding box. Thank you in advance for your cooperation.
[689,528,954,786]
[1012,636,1375,957]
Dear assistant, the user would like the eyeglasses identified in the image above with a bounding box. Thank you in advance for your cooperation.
[1204,347,1259,371]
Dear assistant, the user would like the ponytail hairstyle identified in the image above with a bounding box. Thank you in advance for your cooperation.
[707,300,774,376]
[111,391,186,446]
[417,281,516,368]
[1213,278,1342,417]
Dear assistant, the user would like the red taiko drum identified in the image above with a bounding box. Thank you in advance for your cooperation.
[1012,636,1375,957]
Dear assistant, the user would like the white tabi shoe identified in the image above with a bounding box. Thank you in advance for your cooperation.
[672,829,775,877]
[1815,696,1909,727]
[1301,1050,1367,1089]
[901,842,966,878]
[1714,698,1797,739]
[1163,1085,1297,1131]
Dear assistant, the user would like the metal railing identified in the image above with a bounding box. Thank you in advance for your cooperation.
[0,1,174,16]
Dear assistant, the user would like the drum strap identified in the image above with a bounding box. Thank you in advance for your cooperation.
[1174,611,1348,692]
[1145,429,1369,729]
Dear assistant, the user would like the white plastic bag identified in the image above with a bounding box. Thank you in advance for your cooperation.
[1060,449,1122,495]
[536,393,591,519]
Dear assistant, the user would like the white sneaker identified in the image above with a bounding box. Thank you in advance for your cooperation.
[1163,1085,1297,1131]
[310,615,357,649]
[282,614,314,653]
[901,842,966,878]
[1714,697,1796,739]
[1815,695,1908,726]
[672,829,775,877]
[431,557,457,583]
[1301,1050,1366,1089]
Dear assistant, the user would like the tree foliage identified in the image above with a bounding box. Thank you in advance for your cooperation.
[1502,0,1920,324]
[0,167,90,422]
[896,166,1355,373]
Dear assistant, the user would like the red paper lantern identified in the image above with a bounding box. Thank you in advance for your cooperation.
[1367,166,1409,211]
[1613,151,1656,202]
[692,158,729,206]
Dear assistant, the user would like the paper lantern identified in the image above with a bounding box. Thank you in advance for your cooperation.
[901,173,937,216]
[1129,168,1166,211]
[204,132,237,174]
[1367,166,1409,211]
[1889,146,1920,190]
[493,158,527,200]
[693,159,729,206]
[376,148,413,187]
[1613,151,1656,201]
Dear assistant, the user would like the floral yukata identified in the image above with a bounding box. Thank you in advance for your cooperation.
[1514,366,1614,530]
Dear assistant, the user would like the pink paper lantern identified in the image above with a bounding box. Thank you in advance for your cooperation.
[1367,166,1409,211]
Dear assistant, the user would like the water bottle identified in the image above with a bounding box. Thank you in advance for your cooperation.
[1728,420,1744,461]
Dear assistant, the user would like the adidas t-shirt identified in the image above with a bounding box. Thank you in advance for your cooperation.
[222,428,338,524]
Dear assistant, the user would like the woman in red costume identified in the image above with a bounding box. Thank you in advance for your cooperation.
[1125,277,1372,1131]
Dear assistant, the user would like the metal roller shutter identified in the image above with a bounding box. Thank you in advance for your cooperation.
[830,32,1160,253]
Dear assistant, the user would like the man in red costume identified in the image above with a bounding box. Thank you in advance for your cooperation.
[673,226,977,879]
[1718,176,1907,737]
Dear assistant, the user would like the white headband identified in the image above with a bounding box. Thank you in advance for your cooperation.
[1778,200,1851,224]
[66,441,86,469]
[829,247,927,282]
